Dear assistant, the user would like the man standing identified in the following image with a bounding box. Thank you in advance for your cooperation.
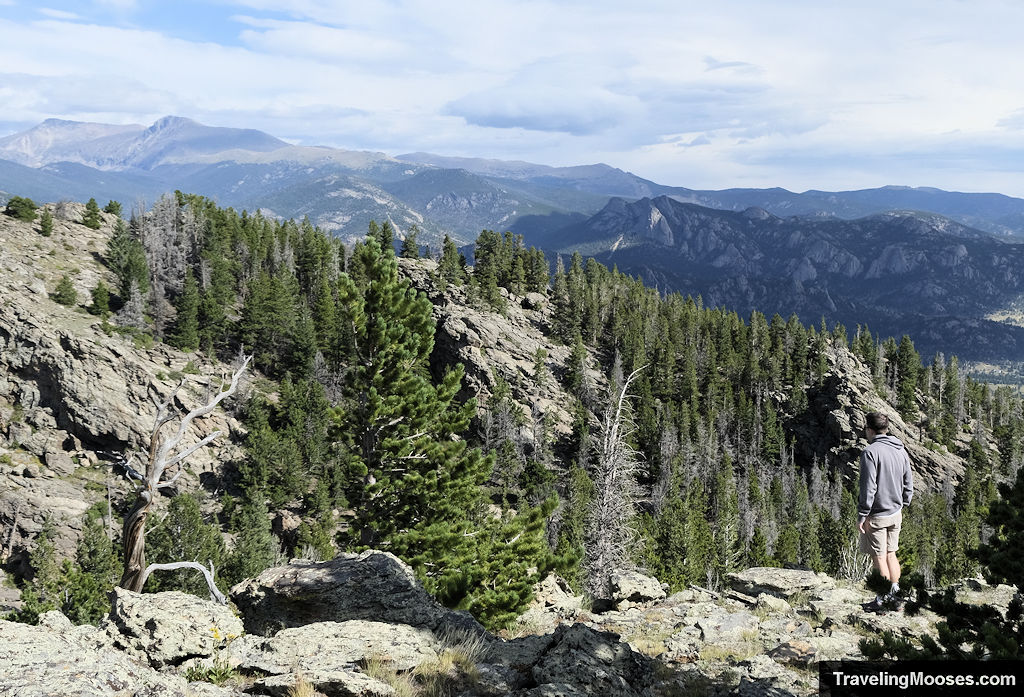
[858,412,914,611]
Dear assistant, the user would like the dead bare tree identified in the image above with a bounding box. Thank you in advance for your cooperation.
[118,356,251,601]
[584,362,645,600]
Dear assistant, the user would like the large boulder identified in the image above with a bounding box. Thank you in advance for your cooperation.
[530,624,657,697]
[106,587,244,668]
[0,613,187,696]
[230,550,484,637]
[516,574,583,633]
[608,569,667,605]
[727,567,837,600]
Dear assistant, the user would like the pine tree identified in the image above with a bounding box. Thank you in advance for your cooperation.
[437,235,465,288]
[144,493,227,596]
[683,482,715,585]
[222,493,277,588]
[106,219,150,299]
[89,280,111,318]
[52,274,78,306]
[4,195,37,222]
[12,520,68,624]
[169,268,200,351]
[556,464,593,591]
[334,237,493,609]
[458,498,563,629]
[712,453,741,578]
[400,225,420,259]
[103,200,123,217]
[39,207,53,236]
[240,271,298,375]
[65,506,122,625]
[896,335,921,419]
[82,197,103,229]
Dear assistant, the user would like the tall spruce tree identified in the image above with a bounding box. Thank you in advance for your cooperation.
[39,207,53,236]
[333,237,499,614]
[106,219,150,299]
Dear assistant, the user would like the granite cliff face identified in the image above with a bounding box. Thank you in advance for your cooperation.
[0,205,243,581]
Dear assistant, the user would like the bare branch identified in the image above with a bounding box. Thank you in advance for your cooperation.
[163,430,223,470]
[156,468,184,488]
[119,355,252,592]
[138,561,227,605]
[152,357,251,474]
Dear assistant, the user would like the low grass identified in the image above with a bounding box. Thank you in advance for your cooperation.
[362,628,489,697]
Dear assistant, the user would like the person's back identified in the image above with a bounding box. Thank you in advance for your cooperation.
[858,432,913,520]
[857,412,913,611]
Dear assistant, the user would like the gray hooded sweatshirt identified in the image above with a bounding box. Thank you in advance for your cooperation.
[857,433,914,522]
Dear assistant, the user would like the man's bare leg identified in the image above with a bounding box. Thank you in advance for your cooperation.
[886,552,901,586]
[872,553,891,582]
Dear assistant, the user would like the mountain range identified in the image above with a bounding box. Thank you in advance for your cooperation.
[6,116,1024,243]
[5,116,1024,364]
[538,196,1024,362]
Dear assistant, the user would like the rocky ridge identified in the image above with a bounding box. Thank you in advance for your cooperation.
[1,549,1017,696]
[0,204,244,583]
[398,257,605,442]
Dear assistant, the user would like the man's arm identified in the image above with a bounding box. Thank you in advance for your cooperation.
[857,450,877,534]
[902,454,914,507]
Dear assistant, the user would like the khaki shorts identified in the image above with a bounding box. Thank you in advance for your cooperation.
[859,511,902,556]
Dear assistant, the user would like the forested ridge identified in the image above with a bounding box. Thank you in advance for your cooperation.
[6,192,1024,637]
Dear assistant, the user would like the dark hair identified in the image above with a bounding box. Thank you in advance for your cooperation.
[866,412,889,433]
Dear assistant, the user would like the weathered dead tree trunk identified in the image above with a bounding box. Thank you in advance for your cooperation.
[118,357,250,598]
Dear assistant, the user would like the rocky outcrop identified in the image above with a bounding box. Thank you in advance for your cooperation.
[785,346,968,492]
[0,208,243,576]
[229,549,484,637]
[106,588,243,668]
[399,258,605,441]
[0,611,188,696]
[3,549,1020,697]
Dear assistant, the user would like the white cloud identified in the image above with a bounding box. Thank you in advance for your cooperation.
[3,1,1024,194]
[38,8,81,20]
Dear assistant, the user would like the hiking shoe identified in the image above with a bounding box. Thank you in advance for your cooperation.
[883,592,904,612]
[863,597,885,612]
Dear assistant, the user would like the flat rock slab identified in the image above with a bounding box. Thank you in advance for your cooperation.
[727,567,837,600]
[0,618,187,696]
[225,620,439,674]
[696,611,759,643]
[255,670,397,697]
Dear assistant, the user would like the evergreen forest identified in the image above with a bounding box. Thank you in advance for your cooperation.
[10,192,1024,643]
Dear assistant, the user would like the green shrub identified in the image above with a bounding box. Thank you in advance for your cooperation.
[5,196,37,222]
[52,275,78,306]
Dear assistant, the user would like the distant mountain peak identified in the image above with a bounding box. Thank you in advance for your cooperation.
[148,115,200,131]
[0,116,287,171]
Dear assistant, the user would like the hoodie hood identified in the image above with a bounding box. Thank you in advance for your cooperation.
[871,433,905,450]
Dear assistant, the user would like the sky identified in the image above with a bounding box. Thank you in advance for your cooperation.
[2,0,1024,195]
